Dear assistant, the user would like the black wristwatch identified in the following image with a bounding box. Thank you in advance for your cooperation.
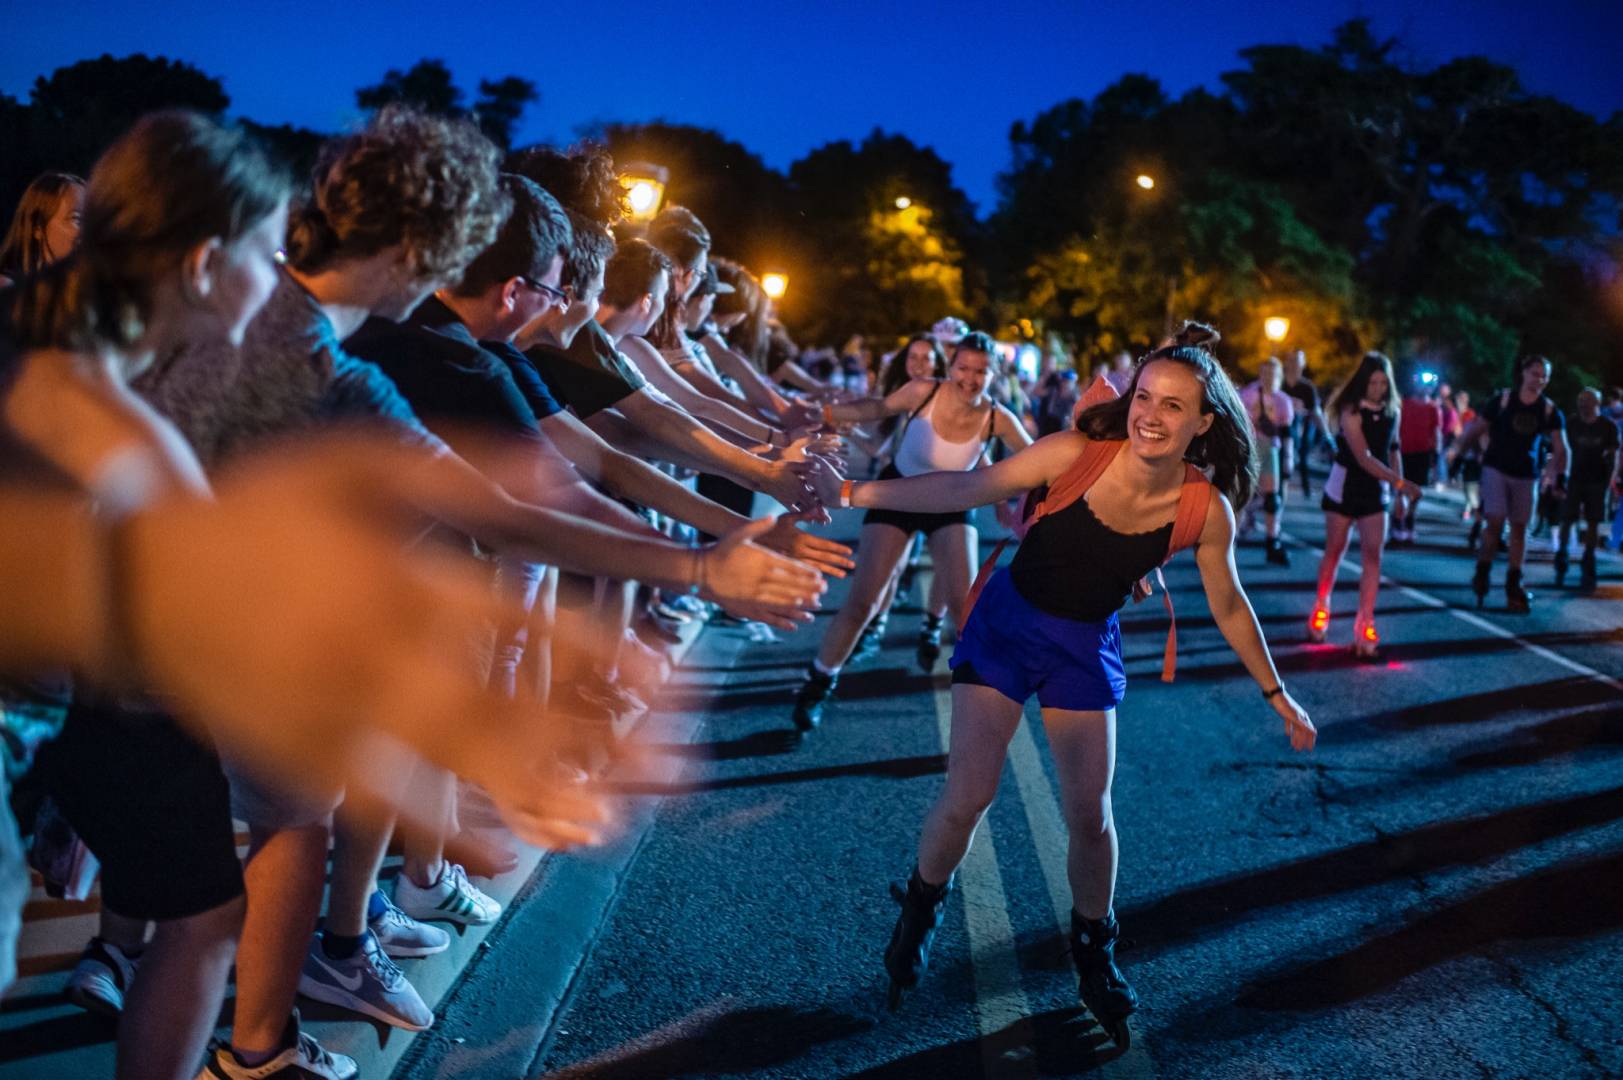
[1261,685,1285,701]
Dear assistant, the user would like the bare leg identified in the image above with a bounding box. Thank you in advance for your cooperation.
[402,765,457,889]
[1041,707,1117,919]
[1315,512,1354,612]
[814,523,913,671]
[1506,521,1528,574]
[925,523,979,634]
[916,683,1023,884]
[230,823,328,1056]
[1478,514,1507,563]
[1354,512,1386,635]
[116,896,243,1080]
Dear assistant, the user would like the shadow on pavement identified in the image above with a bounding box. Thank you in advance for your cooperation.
[615,753,947,796]
[1452,703,1623,769]
[844,1006,1117,1077]
[1361,676,1617,732]
[1237,846,1623,1009]
[658,727,805,761]
[1125,784,1623,953]
[540,1005,874,1079]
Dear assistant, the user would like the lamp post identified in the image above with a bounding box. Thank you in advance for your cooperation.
[1264,316,1291,343]
[761,273,788,300]
[619,162,669,224]
[894,196,912,210]
[1136,174,1155,190]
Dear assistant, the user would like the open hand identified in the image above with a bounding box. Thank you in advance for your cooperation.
[1270,690,1317,752]
[756,511,855,577]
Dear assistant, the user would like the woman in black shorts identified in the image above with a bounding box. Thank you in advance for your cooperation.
[1309,351,1420,659]
[790,332,1029,731]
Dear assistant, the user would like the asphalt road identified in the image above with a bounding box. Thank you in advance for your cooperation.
[456,490,1622,1080]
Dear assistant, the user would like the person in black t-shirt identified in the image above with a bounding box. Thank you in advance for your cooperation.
[1556,388,1619,589]
[1450,355,1569,611]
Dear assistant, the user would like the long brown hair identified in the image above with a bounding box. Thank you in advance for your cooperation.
[0,172,85,278]
[1327,351,1399,423]
[7,113,288,352]
[1075,321,1258,509]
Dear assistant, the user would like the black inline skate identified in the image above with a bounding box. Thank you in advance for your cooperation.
[1505,568,1532,614]
[916,614,944,673]
[791,666,837,733]
[1072,910,1137,1050]
[1470,561,1491,608]
[882,869,953,1011]
[1579,550,1598,593]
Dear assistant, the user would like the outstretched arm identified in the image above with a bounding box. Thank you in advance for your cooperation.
[814,430,1086,513]
[1192,495,1315,751]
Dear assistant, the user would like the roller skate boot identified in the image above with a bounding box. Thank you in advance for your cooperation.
[1579,550,1598,593]
[1307,606,1330,644]
[1351,616,1380,662]
[1505,568,1531,614]
[1072,910,1137,1049]
[1265,537,1291,566]
[916,614,944,673]
[1554,548,1569,587]
[791,666,837,732]
[850,612,887,665]
[1470,562,1491,608]
[883,869,953,1011]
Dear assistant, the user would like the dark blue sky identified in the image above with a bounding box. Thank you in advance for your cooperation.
[6,0,1622,211]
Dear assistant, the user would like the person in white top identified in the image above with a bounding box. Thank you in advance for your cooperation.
[791,332,1031,732]
[1240,357,1296,565]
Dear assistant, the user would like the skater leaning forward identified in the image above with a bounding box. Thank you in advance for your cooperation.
[810,322,1316,1045]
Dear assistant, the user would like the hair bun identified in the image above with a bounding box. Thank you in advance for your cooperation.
[1173,321,1221,349]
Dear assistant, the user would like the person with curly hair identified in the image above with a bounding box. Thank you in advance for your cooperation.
[812,324,1315,1044]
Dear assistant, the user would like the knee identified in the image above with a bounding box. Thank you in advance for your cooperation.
[1262,491,1282,515]
[938,785,996,832]
[1067,792,1114,840]
[154,894,246,957]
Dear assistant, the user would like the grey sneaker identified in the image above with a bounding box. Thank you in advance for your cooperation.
[196,1022,357,1079]
[297,931,433,1031]
[370,891,450,959]
[65,938,139,1016]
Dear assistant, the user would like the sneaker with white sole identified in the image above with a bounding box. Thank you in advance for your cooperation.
[196,1012,357,1079]
[296,932,433,1031]
[370,891,450,959]
[65,938,139,1016]
[394,863,501,926]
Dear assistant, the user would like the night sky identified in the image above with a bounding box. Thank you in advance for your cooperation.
[6,0,1622,211]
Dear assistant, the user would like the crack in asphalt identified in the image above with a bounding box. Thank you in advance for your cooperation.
[1492,951,1607,1075]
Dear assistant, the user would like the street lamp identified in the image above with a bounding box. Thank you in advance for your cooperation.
[619,162,669,224]
[761,272,788,300]
[1263,316,1291,342]
[1136,174,1155,191]
[894,196,912,210]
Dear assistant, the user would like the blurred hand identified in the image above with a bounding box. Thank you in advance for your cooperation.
[756,511,855,577]
[700,516,824,630]
[122,434,623,850]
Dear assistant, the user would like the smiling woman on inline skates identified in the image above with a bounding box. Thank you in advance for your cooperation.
[813,322,1316,1047]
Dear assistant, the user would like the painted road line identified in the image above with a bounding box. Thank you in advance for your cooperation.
[1284,529,1622,692]
[1007,717,1157,1079]
[931,686,1037,1079]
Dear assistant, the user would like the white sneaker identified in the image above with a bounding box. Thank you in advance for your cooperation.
[297,931,434,1031]
[370,891,450,959]
[196,1022,357,1079]
[65,938,139,1016]
[394,863,501,926]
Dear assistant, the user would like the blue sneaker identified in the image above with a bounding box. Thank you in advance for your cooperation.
[297,931,433,1031]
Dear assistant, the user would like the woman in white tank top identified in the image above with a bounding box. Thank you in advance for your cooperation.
[791,333,1032,732]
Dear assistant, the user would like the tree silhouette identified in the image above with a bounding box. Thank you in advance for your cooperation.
[474,76,538,149]
[355,59,465,116]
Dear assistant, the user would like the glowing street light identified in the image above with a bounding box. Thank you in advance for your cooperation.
[1136,174,1156,190]
[894,196,912,210]
[1263,316,1291,342]
[619,161,669,223]
[761,272,788,300]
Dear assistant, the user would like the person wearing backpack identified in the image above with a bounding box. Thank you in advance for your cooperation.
[1448,355,1568,612]
[812,322,1315,1046]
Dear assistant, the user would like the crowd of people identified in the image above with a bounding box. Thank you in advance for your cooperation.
[0,105,1613,1078]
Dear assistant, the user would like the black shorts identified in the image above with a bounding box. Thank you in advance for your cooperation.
[36,697,243,921]
[863,465,973,536]
[1562,481,1610,525]
[1401,451,1435,487]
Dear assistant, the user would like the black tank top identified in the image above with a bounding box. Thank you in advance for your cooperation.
[1009,496,1175,622]
[1334,406,1396,470]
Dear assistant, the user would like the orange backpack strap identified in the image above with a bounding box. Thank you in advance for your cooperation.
[1155,465,1215,682]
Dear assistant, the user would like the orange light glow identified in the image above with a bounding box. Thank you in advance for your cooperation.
[1363,623,1378,642]
[1311,609,1329,631]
